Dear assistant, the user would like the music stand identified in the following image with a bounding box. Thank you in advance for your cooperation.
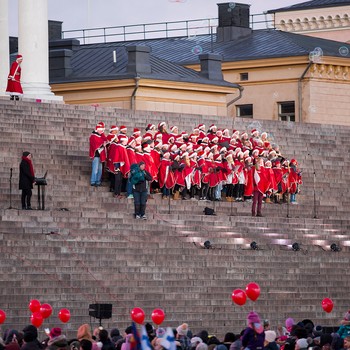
[35,171,48,210]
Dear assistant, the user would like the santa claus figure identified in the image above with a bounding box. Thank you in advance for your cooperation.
[6,55,23,100]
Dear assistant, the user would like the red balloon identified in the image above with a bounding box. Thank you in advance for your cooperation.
[151,309,165,325]
[246,282,261,302]
[0,310,6,324]
[40,303,52,319]
[29,299,41,313]
[231,289,247,306]
[322,298,334,313]
[131,307,145,324]
[31,312,43,327]
[58,308,71,323]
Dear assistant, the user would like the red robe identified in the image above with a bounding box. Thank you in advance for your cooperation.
[107,143,130,177]
[281,167,290,194]
[143,151,158,181]
[126,146,137,166]
[244,166,254,196]
[254,166,270,194]
[266,167,278,192]
[289,167,302,194]
[158,159,176,189]
[6,61,23,95]
[89,132,107,162]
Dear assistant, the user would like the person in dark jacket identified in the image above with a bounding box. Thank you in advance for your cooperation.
[21,325,43,350]
[131,161,152,220]
[98,330,114,350]
[241,312,265,350]
[19,151,35,210]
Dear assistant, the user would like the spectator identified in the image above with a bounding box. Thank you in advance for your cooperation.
[21,325,42,350]
[19,151,35,210]
[98,330,114,350]
[130,161,152,219]
[241,311,265,350]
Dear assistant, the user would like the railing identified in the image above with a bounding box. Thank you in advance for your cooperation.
[62,13,274,44]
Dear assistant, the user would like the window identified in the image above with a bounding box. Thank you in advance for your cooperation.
[278,101,295,122]
[240,72,248,81]
[237,104,253,118]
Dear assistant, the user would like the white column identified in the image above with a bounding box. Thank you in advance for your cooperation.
[0,0,9,96]
[18,0,62,101]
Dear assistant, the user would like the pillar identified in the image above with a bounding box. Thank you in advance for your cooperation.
[18,0,62,101]
[0,0,9,96]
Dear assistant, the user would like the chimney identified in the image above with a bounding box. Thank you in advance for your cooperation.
[126,46,152,74]
[216,2,252,42]
[49,20,63,41]
[199,53,223,81]
[49,38,80,79]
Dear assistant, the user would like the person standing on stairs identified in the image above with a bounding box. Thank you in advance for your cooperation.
[130,161,152,219]
[89,122,107,187]
[6,54,23,100]
[19,151,35,210]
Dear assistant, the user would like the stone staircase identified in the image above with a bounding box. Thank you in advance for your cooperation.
[0,97,349,338]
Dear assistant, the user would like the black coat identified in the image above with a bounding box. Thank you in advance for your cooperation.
[19,159,35,190]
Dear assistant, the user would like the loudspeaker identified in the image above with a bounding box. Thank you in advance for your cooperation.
[89,303,112,319]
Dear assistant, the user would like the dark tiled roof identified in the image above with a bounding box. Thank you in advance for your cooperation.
[50,29,350,84]
[267,0,350,13]
[51,42,239,88]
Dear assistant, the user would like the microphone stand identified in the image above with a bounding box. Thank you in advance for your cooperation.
[8,168,13,209]
[313,170,317,219]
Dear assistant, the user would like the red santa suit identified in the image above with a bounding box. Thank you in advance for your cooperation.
[158,155,176,189]
[89,130,107,162]
[254,165,270,194]
[244,163,254,197]
[107,139,130,177]
[142,144,158,181]
[6,55,23,96]
[289,161,302,194]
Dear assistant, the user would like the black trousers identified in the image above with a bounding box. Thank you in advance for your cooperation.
[114,172,123,195]
[21,189,32,208]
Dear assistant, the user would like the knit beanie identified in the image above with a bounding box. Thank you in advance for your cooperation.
[22,151,30,157]
[296,339,308,349]
[50,328,62,339]
[247,311,261,324]
[22,325,38,342]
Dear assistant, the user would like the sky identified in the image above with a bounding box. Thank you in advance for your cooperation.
[8,0,298,36]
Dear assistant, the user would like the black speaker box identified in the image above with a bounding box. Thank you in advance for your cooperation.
[89,303,112,319]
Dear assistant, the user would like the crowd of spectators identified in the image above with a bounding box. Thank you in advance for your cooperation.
[2,311,350,350]
[89,121,302,208]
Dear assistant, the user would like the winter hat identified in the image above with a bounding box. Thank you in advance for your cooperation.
[48,335,68,349]
[16,54,23,59]
[110,125,119,132]
[296,339,308,349]
[313,325,323,337]
[285,318,295,330]
[247,311,261,324]
[23,325,38,342]
[177,323,189,336]
[156,328,166,338]
[198,124,205,131]
[158,122,166,129]
[22,151,31,157]
[119,125,127,132]
[191,337,203,346]
[50,328,62,339]
[146,124,155,131]
[133,128,141,135]
[265,331,276,343]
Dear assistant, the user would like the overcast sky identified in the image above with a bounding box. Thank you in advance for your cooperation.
[8,0,298,36]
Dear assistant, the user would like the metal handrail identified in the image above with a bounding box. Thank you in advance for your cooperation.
[62,13,274,44]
